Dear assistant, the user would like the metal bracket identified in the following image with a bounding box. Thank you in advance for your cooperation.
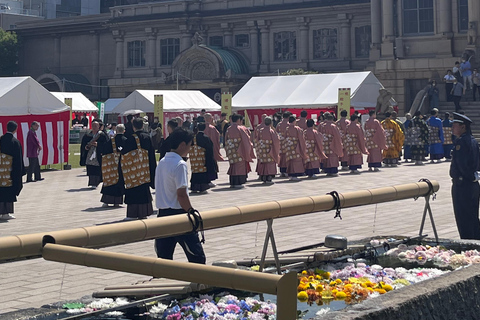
[418,194,439,243]
[259,219,281,274]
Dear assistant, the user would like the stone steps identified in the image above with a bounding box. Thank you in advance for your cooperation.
[438,102,480,140]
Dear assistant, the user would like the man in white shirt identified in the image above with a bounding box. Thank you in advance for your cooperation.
[154,128,206,264]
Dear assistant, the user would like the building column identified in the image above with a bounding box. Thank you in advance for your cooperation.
[382,0,394,41]
[468,0,480,47]
[370,0,382,45]
[145,27,157,76]
[338,14,351,60]
[438,0,452,35]
[222,23,233,47]
[179,24,192,52]
[296,17,310,63]
[247,21,259,72]
[113,30,124,79]
[258,20,270,72]
[91,31,100,95]
[53,35,61,74]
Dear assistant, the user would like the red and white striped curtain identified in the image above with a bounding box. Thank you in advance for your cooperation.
[0,111,70,166]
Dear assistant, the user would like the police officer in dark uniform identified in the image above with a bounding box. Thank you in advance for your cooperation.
[450,112,480,239]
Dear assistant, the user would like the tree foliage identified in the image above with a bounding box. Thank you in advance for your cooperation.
[281,68,318,76]
[0,29,18,76]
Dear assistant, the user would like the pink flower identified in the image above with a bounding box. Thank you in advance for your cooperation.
[166,313,181,320]
[225,304,241,313]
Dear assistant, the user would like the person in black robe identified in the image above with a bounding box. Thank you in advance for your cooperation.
[80,120,108,188]
[100,124,127,207]
[121,118,156,220]
[190,123,216,193]
[159,119,179,159]
[124,114,134,138]
[0,121,25,219]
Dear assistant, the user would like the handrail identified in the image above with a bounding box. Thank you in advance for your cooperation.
[0,181,439,262]
[42,243,297,320]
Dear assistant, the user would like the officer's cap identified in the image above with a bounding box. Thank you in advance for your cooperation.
[452,112,473,125]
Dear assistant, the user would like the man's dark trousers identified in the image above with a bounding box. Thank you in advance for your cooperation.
[154,208,206,264]
[27,157,41,182]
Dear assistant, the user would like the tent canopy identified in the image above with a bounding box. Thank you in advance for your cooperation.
[51,92,98,113]
[0,76,69,116]
[112,90,220,114]
[104,98,124,114]
[232,72,396,110]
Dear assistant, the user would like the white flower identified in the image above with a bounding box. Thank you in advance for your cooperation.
[150,303,168,314]
[316,307,331,315]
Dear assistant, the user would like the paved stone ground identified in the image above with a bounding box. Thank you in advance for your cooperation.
[0,154,457,314]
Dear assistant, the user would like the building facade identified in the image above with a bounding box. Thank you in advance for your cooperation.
[13,0,480,113]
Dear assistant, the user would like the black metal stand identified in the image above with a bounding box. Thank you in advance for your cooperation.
[259,219,281,274]
[418,194,439,243]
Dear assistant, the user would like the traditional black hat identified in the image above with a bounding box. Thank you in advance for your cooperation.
[452,112,473,125]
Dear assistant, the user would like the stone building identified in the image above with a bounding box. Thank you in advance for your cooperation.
[13,0,480,114]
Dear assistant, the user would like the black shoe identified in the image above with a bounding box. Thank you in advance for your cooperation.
[35,178,44,182]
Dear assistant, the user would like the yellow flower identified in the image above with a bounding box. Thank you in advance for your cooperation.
[383,284,393,292]
[336,291,347,299]
[366,287,374,293]
[301,270,308,275]
[297,284,308,292]
[323,272,331,279]
[344,284,352,289]
[332,289,338,295]
[297,291,308,302]
[374,288,387,294]
[335,279,342,284]
[308,276,315,281]
[315,285,323,292]
[329,281,337,286]
[315,275,322,280]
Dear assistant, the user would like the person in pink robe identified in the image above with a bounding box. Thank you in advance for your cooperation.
[296,110,308,130]
[318,112,343,176]
[345,114,369,174]
[304,119,326,178]
[336,110,351,171]
[253,114,268,143]
[204,113,224,186]
[364,110,387,172]
[255,117,280,184]
[285,116,309,181]
[225,113,255,188]
[275,111,291,177]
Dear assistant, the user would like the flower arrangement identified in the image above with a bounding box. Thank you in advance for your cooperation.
[386,244,480,268]
[296,262,449,306]
[148,294,276,320]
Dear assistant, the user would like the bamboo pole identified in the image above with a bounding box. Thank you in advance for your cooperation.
[0,181,439,261]
[42,244,298,320]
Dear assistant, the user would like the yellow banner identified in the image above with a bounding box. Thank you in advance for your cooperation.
[65,98,73,127]
[154,94,164,129]
[337,88,351,119]
[244,110,251,128]
[221,92,232,118]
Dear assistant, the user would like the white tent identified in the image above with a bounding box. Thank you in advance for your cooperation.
[112,90,221,114]
[0,77,69,115]
[232,72,396,110]
[104,98,124,114]
[0,77,70,166]
[51,92,98,113]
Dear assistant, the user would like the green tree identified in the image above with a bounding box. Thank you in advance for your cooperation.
[281,68,318,76]
[0,29,18,76]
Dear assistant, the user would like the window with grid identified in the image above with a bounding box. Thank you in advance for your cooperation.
[313,28,337,59]
[209,36,224,47]
[235,34,250,47]
[160,38,180,66]
[355,25,371,58]
[458,0,468,32]
[403,0,434,34]
[127,41,145,68]
[274,31,296,61]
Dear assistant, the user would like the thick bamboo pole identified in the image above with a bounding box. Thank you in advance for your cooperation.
[42,244,298,320]
[0,181,439,261]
